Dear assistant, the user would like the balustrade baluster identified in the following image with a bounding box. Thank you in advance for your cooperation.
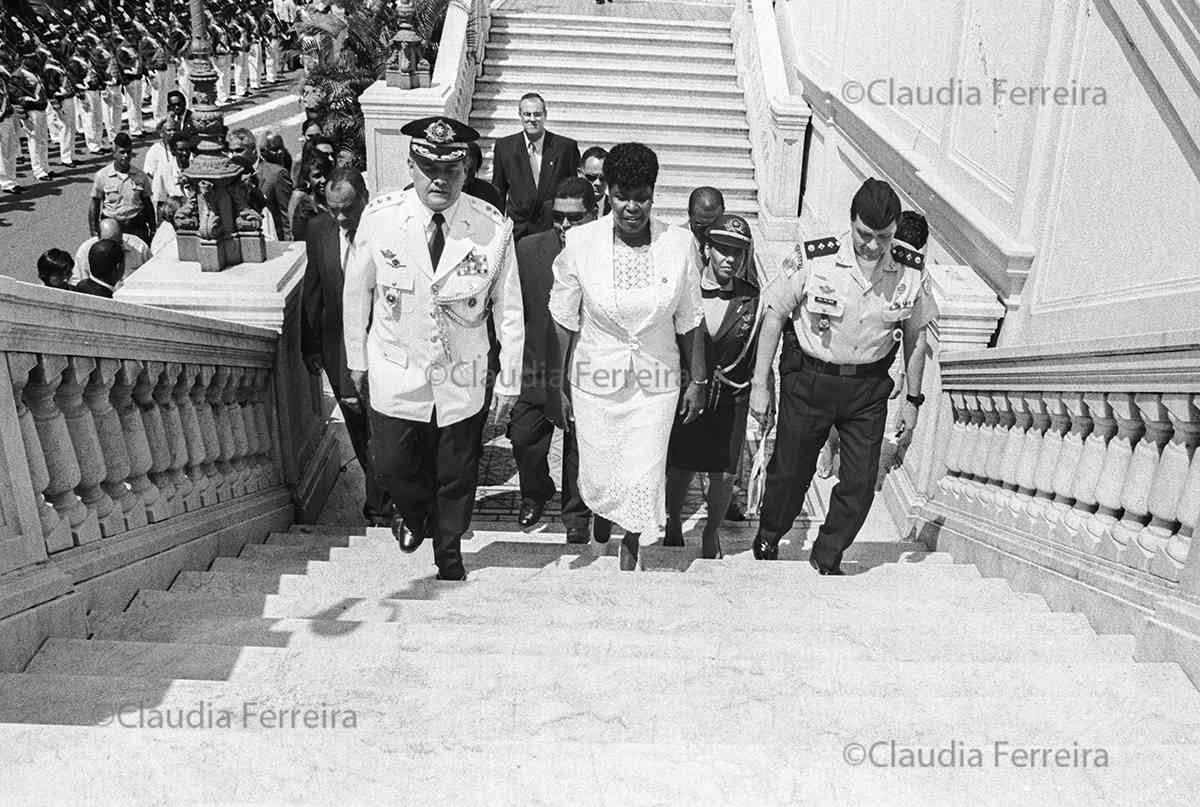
[938,392,971,502]
[56,357,123,538]
[225,367,250,497]
[174,365,212,507]
[134,362,181,518]
[1160,432,1200,582]
[956,394,986,503]
[1086,393,1142,557]
[979,392,1014,512]
[1010,393,1048,531]
[994,393,1030,516]
[112,361,166,523]
[251,368,278,486]
[85,359,141,533]
[1128,394,1199,577]
[7,354,71,551]
[1024,392,1069,537]
[207,367,236,500]
[1106,394,1170,564]
[22,355,99,545]
[155,363,196,512]
[1046,394,1093,545]
[961,393,997,513]
[1064,393,1115,553]
[236,368,262,493]
[191,365,223,505]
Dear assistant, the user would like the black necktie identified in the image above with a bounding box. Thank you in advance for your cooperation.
[428,212,445,269]
[701,286,735,300]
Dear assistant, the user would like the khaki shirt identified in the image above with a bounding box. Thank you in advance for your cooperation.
[765,231,936,364]
[343,189,524,427]
[91,164,152,221]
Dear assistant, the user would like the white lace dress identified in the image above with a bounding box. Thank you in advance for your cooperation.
[549,222,703,540]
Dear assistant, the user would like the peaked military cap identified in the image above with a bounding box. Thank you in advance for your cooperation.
[891,240,926,270]
[707,214,753,250]
[401,116,478,164]
[803,236,840,259]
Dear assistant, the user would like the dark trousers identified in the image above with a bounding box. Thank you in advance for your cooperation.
[117,215,151,247]
[369,405,487,579]
[507,398,590,528]
[335,395,389,520]
[758,356,893,570]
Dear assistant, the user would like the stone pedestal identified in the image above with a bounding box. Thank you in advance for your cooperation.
[116,241,340,522]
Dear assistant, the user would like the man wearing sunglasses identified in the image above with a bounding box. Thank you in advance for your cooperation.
[507,177,599,541]
[579,145,610,215]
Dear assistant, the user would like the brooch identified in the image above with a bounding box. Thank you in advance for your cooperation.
[456,251,488,276]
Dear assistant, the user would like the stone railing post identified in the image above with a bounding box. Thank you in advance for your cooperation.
[56,356,123,539]
[174,364,212,507]
[112,360,167,524]
[1105,394,1171,562]
[7,354,71,553]
[1131,394,1199,580]
[993,392,1030,516]
[85,358,143,533]
[156,363,196,512]
[1045,393,1093,543]
[134,361,181,519]
[1058,393,1114,547]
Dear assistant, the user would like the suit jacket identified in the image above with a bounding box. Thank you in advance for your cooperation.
[548,216,703,397]
[257,159,294,240]
[514,229,564,415]
[301,211,354,397]
[73,278,115,298]
[490,130,580,240]
[343,189,525,426]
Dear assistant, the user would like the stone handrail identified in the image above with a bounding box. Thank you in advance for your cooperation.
[361,0,492,193]
[932,332,1200,585]
[730,0,811,241]
[0,277,295,670]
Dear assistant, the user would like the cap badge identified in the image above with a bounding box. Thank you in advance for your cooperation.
[424,119,454,145]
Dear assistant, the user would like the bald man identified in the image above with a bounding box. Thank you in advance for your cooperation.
[301,169,390,526]
[72,218,151,284]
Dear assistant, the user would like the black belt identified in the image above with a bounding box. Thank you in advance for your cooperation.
[782,333,898,378]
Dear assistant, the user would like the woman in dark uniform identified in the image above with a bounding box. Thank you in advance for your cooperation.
[665,214,772,559]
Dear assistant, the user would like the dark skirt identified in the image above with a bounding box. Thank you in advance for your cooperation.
[667,392,750,474]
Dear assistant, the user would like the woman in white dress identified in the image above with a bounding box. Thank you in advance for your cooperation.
[549,143,707,570]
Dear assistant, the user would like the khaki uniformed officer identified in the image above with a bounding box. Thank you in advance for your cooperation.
[748,178,936,574]
[343,116,524,581]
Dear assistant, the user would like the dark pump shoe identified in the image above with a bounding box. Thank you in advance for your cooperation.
[593,517,613,544]
[565,526,590,544]
[809,557,845,576]
[517,499,545,527]
[752,532,779,560]
[391,512,424,553]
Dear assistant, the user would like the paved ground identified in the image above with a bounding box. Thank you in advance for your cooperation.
[0,73,307,285]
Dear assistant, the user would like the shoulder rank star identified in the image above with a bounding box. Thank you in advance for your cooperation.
[804,237,840,259]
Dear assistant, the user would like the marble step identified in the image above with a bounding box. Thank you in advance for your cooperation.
[492,12,734,35]
[469,122,752,152]
[481,57,745,87]
[3,672,1198,744]
[90,613,1138,663]
[487,23,733,47]
[14,730,1194,807]
[473,83,747,110]
[476,162,758,196]
[485,39,734,62]
[117,589,1093,634]
[27,639,1189,701]
[470,116,748,143]
[476,64,743,93]
[167,568,1045,615]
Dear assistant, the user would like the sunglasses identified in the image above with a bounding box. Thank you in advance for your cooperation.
[583,173,604,183]
[552,210,590,224]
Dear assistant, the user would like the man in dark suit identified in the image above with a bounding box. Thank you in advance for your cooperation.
[228,126,294,239]
[490,92,580,241]
[74,239,125,298]
[507,177,597,542]
[301,168,389,525]
[465,140,504,213]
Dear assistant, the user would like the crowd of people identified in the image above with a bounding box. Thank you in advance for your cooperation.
[302,93,938,581]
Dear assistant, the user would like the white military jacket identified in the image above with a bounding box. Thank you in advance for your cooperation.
[343,189,524,426]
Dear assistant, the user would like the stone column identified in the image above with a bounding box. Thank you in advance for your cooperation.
[1106,394,1171,563]
[56,357,123,539]
[994,392,1030,516]
[1024,392,1069,538]
[1062,392,1115,550]
[207,366,236,501]
[85,359,144,533]
[155,363,196,512]
[1011,393,1049,532]
[7,354,71,553]
[191,365,223,506]
[1084,393,1142,557]
[1129,394,1199,579]
[1045,393,1093,545]
[174,364,212,507]
[112,360,167,524]
[134,362,181,518]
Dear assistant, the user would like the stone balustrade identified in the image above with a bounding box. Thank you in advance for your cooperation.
[912,329,1200,682]
[0,277,299,671]
[731,0,811,241]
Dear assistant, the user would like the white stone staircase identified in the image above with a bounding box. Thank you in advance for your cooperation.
[3,523,1200,803]
[472,10,758,224]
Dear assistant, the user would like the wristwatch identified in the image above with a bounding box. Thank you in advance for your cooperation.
[905,393,926,407]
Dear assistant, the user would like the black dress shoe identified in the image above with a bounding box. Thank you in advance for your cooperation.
[808,557,845,575]
[593,517,612,544]
[725,501,748,522]
[392,512,424,553]
[565,526,590,544]
[663,518,684,547]
[517,498,545,527]
[619,533,640,571]
[436,569,467,581]
[752,532,779,560]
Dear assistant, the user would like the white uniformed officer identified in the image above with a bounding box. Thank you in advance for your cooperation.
[748,178,936,574]
[343,115,524,581]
